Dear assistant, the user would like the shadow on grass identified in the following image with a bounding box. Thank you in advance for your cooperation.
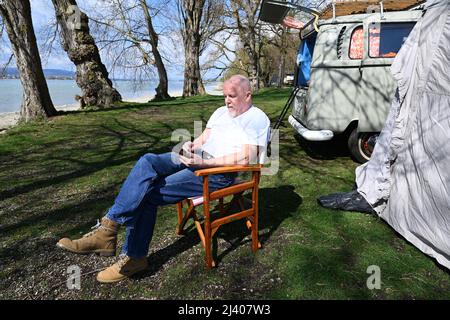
[0,186,118,240]
[134,229,202,280]
[0,122,171,201]
[133,185,302,279]
[212,185,302,266]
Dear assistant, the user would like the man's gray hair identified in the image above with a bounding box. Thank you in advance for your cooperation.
[225,75,252,93]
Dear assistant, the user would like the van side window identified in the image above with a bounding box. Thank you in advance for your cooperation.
[349,26,364,59]
[369,22,416,58]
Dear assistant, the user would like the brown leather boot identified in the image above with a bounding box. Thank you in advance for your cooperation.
[96,255,148,283]
[56,217,119,256]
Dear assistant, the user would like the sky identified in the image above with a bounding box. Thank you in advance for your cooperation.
[31,0,74,71]
[0,0,230,81]
[0,1,87,72]
[0,0,330,81]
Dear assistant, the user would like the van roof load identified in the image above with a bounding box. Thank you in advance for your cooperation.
[320,0,426,20]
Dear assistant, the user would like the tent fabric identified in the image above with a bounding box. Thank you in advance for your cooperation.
[355,0,450,270]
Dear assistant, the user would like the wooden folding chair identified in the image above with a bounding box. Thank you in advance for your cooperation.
[175,165,262,268]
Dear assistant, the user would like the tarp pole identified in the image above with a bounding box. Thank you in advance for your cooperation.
[272,87,300,132]
[332,2,336,22]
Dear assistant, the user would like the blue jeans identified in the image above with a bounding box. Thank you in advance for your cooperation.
[106,152,235,259]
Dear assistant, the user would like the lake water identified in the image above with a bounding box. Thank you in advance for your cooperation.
[0,79,221,113]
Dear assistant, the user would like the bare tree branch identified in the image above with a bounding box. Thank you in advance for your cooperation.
[86,0,171,99]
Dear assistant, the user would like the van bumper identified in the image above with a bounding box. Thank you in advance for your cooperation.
[288,115,334,141]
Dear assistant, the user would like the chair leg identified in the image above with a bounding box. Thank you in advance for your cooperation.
[251,214,259,252]
[204,216,215,268]
[179,201,216,267]
[246,217,261,251]
[250,204,261,249]
[205,242,216,268]
[176,201,196,235]
[251,180,260,252]
[232,194,262,252]
[176,202,183,235]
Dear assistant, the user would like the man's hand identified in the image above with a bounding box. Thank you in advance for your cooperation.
[179,152,204,168]
[180,141,194,156]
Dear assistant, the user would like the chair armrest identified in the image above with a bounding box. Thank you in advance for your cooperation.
[194,165,262,176]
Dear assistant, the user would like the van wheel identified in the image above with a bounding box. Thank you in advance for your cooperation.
[348,129,378,163]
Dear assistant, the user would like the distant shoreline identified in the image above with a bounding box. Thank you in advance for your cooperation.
[0,77,75,80]
[0,85,223,132]
[0,77,188,81]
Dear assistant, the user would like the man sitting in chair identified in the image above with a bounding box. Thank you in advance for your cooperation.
[57,75,270,283]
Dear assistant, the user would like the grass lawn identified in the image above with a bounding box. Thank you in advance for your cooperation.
[0,88,449,299]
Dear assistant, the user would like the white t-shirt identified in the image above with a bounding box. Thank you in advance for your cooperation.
[201,105,270,162]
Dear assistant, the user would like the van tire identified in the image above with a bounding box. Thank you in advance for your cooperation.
[348,129,378,163]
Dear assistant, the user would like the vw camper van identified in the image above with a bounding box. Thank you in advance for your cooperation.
[260,0,425,162]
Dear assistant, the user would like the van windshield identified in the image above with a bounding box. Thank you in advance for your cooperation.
[296,34,317,87]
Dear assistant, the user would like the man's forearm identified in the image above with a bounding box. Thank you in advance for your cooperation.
[192,138,204,151]
[202,153,248,167]
[192,128,210,151]
[202,149,257,167]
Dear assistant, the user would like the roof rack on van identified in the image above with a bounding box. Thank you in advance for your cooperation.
[320,0,426,20]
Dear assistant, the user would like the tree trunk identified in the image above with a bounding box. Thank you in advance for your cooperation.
[277,54,286,88]
[0,0,57,122]
[51,0,121,108]
[139,0,170,100]
[247,50,260,90]
[183,36,205,97]
[230,0,262,91]
[180,0,206,97]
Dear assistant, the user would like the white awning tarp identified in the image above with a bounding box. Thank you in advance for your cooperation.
[356,0,450,270]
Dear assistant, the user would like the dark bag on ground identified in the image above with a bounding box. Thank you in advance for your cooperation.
[317,190,375,214]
